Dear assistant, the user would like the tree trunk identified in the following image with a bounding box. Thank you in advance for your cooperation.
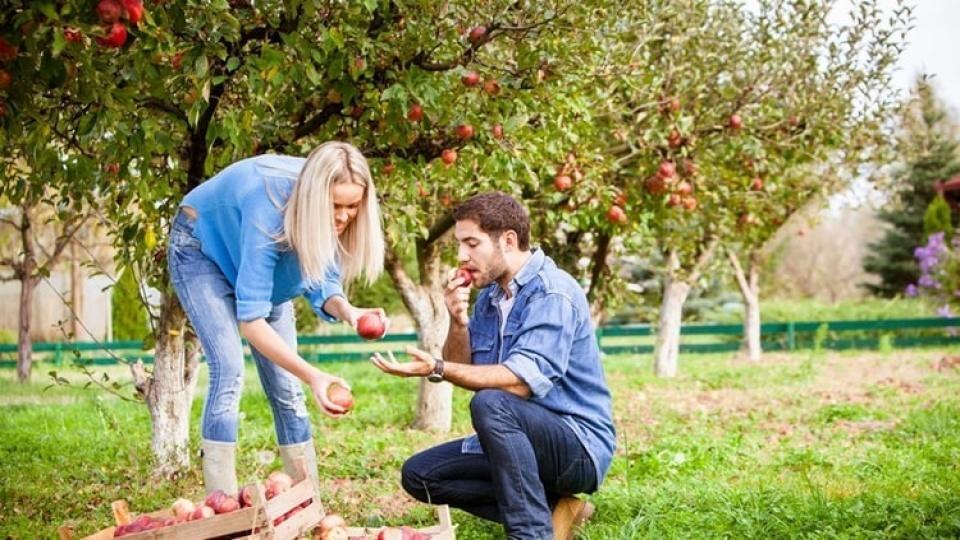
[652,240,717,377]
[729,249,763,362]
[131,294,202,478]
[385,242,453,432]
[653,278,690,378]
[16,276,37,383]
[16,208,37,383]
[70,238,84,340]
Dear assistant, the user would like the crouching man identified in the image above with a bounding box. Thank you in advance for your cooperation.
[371,192,616,539]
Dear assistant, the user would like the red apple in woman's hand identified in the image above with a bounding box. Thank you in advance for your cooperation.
[356,312,386,340]
[328,384,354,411]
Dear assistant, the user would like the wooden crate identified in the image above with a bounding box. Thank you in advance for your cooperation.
[339,505,456,540]
[59,473,323,540]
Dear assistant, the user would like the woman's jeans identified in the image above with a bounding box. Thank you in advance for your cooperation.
[167,210,311,445]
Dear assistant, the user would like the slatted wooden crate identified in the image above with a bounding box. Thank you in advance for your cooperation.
[58,472,322,540]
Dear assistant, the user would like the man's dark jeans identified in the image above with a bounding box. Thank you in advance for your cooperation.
[401,389,597,539]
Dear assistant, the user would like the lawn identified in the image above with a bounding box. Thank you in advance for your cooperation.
[2,346,959,539]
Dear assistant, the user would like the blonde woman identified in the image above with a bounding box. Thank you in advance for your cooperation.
[167,142,386,496]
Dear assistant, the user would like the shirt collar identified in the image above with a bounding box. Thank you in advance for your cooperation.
[491,248,544,300]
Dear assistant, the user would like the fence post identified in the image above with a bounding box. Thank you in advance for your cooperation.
[787,321,796,351]
[54,343,62,366]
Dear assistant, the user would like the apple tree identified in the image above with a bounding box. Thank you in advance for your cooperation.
[597,0,907,374]
[3,0,627,476]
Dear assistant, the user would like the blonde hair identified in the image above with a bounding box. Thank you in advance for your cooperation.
[279,142,384,288]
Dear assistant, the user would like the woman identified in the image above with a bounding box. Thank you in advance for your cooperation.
[167,141,386,495]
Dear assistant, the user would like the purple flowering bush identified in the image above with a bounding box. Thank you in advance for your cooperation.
[907,231,960,317]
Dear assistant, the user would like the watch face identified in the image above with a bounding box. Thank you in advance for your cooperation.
[427,373,443,383]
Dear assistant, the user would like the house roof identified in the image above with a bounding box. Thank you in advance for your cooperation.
[937,175,960,193]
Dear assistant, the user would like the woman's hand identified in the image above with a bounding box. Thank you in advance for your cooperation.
[345,305,390,332]
[306,369,352,417]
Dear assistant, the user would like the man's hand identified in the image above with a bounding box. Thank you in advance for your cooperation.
[445,268,471,327]
[370,347,436,378]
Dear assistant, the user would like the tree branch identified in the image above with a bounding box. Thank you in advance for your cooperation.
[688,236,719,284]
[140,98,188,125]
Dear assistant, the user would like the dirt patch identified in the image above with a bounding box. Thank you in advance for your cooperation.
[934,355,960,372]
[833,419,897,436]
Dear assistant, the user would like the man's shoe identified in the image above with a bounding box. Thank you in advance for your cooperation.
[551,496,595,540]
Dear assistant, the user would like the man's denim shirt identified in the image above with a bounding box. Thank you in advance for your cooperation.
[460,249,617,485]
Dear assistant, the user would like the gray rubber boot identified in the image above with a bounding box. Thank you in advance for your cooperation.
[278,439,320,497]
[201,439,238,496]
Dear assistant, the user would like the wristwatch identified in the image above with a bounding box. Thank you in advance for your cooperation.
[427,357,445,383]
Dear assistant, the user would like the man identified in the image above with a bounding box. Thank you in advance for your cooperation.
[371,192,616,540]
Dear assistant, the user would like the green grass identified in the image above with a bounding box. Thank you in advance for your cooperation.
[2,347,960,539]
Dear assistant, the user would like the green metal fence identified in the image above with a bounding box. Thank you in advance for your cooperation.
[0,317,957,368]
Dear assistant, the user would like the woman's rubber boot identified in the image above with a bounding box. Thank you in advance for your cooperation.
[201,439,238,496]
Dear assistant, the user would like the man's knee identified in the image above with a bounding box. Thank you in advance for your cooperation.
[470,388,511,417]
[400,453,430,502]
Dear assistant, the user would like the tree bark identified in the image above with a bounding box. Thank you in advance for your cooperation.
[653,276,690,378]
[70,237,84,340]
[652,239,718,377]
[729,249,762,362]
[16,210,36,383]
[131,294,202,478]
[384,242,453,432]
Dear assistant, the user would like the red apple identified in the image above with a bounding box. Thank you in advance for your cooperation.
[667,97,681,113]
[97,0,123,23]
[750,177,764,191]
[104,162,121,174]
[122,0,144,25]
[681,196,698,211]
[645,175,667,195]
[0,70,10,90]
[440,194,453,208]
[407,103,423,122]
[483,79,500,95]
[676,181,693,196]
[96,22,127,48]
[468,26,487,45]
[682,159,698,177]
[0,38,18,62]
[614,191,628,207]
[240,485,255,508]
[667,193,682,207]
[319,513,348,535]
[383,162,395,174]
[64,27,83,44]
[350,105,364,119]
[356,312,386,340]
[667,129,682,148]
[553,174,572,191]
[455,123,474,140]
[606,205,627,224]
[728,114,743,130]
[417,182,428,198]
[328,384,354,411]
[170,498,195,519]
[461,72,480,87]
[491,123,504,140]
[441,148,457,166]
[456,267,473,287]
[189,505,215,521]
[657,161,676,179]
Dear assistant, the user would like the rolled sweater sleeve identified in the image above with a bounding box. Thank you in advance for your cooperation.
[235,196,284,322]
[305,263,345,323]
[502,293,579,398]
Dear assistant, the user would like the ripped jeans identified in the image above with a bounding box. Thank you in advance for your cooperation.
[168,210,311,445]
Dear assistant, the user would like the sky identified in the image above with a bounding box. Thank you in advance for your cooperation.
[833,0,960,114]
